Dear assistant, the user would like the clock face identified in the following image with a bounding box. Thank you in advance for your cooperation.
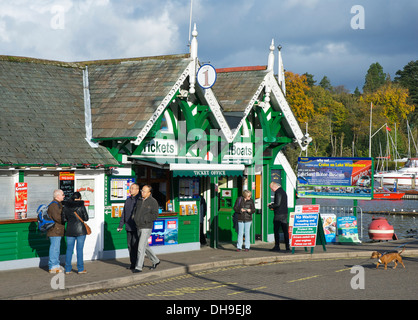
[197,64,217,89]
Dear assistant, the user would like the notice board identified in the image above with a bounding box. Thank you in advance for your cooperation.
[289,205,320,247]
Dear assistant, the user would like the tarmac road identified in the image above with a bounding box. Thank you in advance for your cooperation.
[60,254,418,301]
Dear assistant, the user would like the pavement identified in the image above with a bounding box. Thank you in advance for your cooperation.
[2,237,418,300]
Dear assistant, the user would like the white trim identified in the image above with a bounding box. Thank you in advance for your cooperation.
[368,230,394,234]
[266,72,306,150]
[133,60,194,146]
[169,163,245,171]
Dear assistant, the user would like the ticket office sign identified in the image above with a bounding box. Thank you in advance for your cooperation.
[289,205,320,247]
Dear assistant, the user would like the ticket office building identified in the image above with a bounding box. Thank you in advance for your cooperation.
[0,39,307,269]
[94,54,306,255]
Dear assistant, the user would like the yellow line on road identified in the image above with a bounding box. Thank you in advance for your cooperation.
[287,275,321,283]
[228,286,267,295]
[335,268,352,273]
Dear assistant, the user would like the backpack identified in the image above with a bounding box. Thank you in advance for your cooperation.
[37,201,58,232]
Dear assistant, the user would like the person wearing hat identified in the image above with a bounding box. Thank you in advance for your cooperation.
[268,182,290,252]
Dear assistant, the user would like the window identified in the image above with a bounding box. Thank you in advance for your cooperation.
[0,173,16,220]
[25,172,58,219]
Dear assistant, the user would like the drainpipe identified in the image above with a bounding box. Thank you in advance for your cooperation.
[83,66,98,148]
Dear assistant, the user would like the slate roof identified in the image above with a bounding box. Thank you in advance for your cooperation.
[0,57,118,166]
[86,54,191,139]
[212,66,268,130]
[213,66,268,113]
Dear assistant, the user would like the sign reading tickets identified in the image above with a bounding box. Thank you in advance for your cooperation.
[289,205,320,247]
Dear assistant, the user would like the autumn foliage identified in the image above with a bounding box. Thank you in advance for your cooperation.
[283,62,416,160]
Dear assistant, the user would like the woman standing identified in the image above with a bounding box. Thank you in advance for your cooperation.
[63,192,89,274]
[233,190,256,252]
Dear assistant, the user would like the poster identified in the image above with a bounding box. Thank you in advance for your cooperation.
[289,205,320,247]
[297,157,373,199]
[337,216,361,243]
[77,179,95,218]
[109,177,135,201]
[59,171,75,200]
[149,218,178,246]
[321,214,337,243]
[15,182,28,219]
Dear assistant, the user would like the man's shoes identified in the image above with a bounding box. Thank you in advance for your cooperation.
[269,246,281,252]
[150,261,160,270]
[132,269,142,273]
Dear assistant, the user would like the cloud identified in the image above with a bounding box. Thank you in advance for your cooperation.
[0,0,416,92]
[0,0,184,61]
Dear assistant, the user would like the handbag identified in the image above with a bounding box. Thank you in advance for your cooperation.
[74,211,91,235]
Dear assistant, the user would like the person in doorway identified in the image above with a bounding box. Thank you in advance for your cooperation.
[47,189,65,273]
[233,190,256,252]
[118,183,141,270]
[269,182,290,252]
[63,192,89,274]
[199,195,207,245]
[132,185,160,273]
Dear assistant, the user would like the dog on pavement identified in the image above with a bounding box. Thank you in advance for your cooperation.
[370,247,405,270]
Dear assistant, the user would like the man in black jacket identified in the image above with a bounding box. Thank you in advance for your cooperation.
[118,183,140,270]
[269,182,290,252]
[132,185,160,273]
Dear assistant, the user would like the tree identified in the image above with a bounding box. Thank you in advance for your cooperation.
[394,60,418,109]
[362,82,415,125]
[319,76,332,91]
[363,62,386,94]
[285,71,315,123]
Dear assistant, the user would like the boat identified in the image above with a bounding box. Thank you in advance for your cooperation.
[374,158,418,187]
[373,187,405,200]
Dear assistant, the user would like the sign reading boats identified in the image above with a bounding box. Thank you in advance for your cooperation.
[142,139,178,156]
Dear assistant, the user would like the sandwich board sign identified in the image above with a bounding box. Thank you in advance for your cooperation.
[289,204,327,253]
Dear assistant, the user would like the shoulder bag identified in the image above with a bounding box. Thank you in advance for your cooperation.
[74,211,91,235]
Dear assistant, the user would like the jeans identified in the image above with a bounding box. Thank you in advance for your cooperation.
[65,235,86,272]
[136,228,159,271]
[48,236,62,270]
[237,221,252,250]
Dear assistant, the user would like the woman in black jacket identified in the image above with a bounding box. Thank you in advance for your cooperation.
[233,190,256,252]
[63,192,89,274]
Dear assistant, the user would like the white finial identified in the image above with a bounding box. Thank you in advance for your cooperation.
[267,39,275,72]
[189,23,198,94]
[277,44,286,95]
[190,23,198,60]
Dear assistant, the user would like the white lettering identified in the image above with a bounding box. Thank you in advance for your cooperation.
[351,5,365,30]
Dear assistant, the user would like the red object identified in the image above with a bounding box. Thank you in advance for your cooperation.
[373,190,405,200]
[368,217,394,240]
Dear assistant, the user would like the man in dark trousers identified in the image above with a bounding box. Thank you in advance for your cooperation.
[117,183,141,270]
[269,182,290,252]
[132,185,160,273]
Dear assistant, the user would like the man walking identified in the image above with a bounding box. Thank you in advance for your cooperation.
[269,182,290,252]
[117,183,141,270]
[132,185,160,273]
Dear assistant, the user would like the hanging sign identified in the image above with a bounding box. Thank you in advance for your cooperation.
[197,64,217,89]
[289,205,320,247]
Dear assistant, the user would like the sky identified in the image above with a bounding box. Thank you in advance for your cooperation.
[0,0,416,92]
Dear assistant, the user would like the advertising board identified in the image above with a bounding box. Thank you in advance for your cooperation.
[297,157,373,199]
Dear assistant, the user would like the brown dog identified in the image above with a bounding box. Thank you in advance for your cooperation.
[370,247,405,270]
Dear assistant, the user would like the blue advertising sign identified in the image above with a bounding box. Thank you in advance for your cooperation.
[297,157,373,199]
[149,218,178,246]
